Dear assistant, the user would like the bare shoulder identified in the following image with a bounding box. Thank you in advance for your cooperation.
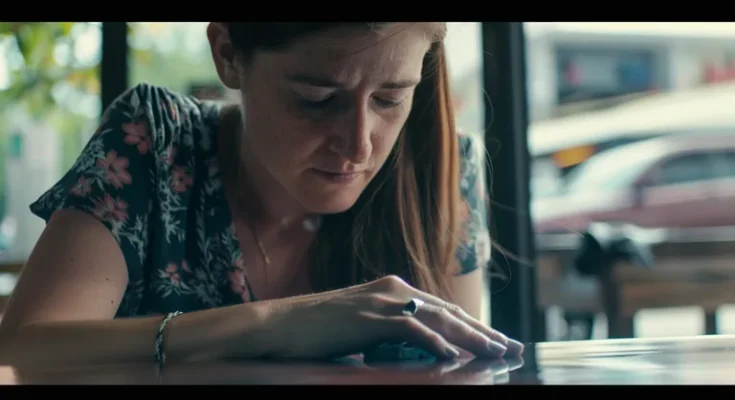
[0,209,131,333]
[0,82,207,334]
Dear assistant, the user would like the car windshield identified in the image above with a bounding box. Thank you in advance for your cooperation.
[562,144,661,194]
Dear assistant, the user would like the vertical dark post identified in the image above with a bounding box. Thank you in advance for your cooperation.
[100,22,129,115]
[481,22,544,343]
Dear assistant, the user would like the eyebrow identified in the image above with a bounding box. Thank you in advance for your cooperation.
[287,74,420,89]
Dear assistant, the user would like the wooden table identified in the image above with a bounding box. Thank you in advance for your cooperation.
[536,228,735,340]
[1,334,734,384]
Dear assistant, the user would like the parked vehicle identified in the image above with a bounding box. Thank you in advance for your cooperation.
[533,134,735,233]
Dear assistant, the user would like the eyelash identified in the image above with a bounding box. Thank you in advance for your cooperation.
[299,96,403,110]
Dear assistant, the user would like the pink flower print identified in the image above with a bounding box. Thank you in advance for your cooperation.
[122,121,152,154]
[70,177,92,197]
[163,145,178,165]
[97,150,132,189]
[233,254,246,270]
[91,193,129,223]
[228,269,251,303]
[168,102,179,122]
[164,263,181,287]
[171,166,193,193]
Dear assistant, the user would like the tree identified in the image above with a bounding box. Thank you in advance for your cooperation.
[0,23,103,220]
[0,22,220,220]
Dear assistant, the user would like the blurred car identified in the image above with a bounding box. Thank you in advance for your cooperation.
[533,133,735,234]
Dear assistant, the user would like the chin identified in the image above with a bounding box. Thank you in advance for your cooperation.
[292,171,372,214]
[297,189,364,215]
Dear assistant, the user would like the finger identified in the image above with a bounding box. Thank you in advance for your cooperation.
[404,289,524,356]
[371,276,521,355]
[383,316,461,360]
[415,303,507,358]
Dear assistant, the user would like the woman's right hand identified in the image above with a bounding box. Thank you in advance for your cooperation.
[256,275,524,360]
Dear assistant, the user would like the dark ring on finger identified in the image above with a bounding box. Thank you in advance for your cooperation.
[401,297,425,317]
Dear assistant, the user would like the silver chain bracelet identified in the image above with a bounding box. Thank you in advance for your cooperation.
[155,311,183,367]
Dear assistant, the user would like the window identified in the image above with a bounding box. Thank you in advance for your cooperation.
[526,22,735,342]
[128,23,229,100]
[444,23,485,141]
[655,153,718,186]
[0,22,101,263]
[561,144,658,193]
[555,47,657,104]
[717,151,735,177]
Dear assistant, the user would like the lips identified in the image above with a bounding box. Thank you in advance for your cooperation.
[318,170,362,174]
[310,169,362,184]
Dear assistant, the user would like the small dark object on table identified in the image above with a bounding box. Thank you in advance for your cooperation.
[363,342,437,366]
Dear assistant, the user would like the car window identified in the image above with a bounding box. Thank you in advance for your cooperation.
[654,153,718,186]
[721,151,735,177]
[562,147,657,193]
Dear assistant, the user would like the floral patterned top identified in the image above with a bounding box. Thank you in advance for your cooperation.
[29,83,491,318]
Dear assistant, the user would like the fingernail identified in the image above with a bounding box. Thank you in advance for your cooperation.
[507,338,525,354]
[487,341,507,356]
[445,346,461,358]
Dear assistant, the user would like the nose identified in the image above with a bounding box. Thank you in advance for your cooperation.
[329,105,373,164]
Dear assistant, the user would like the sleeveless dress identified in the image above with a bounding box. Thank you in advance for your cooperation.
[29,83,492,318]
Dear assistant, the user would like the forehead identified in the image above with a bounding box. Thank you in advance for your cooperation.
[252,24,435,86]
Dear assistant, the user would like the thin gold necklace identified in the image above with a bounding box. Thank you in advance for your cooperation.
[233,178,272,266]
[228,110,272,267]
[249,226,271,265]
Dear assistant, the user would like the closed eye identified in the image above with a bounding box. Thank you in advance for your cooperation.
[299,95,402,111]
[298,96,336,110]
[373,97,403,108]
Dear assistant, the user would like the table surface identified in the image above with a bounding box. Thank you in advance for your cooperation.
[2,334,735,385]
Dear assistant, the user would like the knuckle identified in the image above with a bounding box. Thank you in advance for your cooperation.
[466,326,485,341]
[438,306,454,320]
[487,328,509,343]
[380,275,407,291]
[429,305,456,332]
[444,303,463,315]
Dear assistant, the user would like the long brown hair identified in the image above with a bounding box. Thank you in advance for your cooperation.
[227,23,462,301]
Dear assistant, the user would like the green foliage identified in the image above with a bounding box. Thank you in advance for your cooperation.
[0,22,223,220]
[0,23,105,219]
[0,22,99,119]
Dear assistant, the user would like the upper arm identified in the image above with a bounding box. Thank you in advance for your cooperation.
[0,86,157,333]
[450,134,492,319]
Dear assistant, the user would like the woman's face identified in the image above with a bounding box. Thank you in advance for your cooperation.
[210,24,434,214]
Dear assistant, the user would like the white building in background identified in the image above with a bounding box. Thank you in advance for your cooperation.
[525,22,735,123]
[0,110,61,264]
[520,23,735,196]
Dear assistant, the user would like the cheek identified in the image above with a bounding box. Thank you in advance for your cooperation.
[372,112,409,163]
[246,97,324,166]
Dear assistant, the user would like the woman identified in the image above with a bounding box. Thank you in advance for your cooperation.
[0,22,523,366]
